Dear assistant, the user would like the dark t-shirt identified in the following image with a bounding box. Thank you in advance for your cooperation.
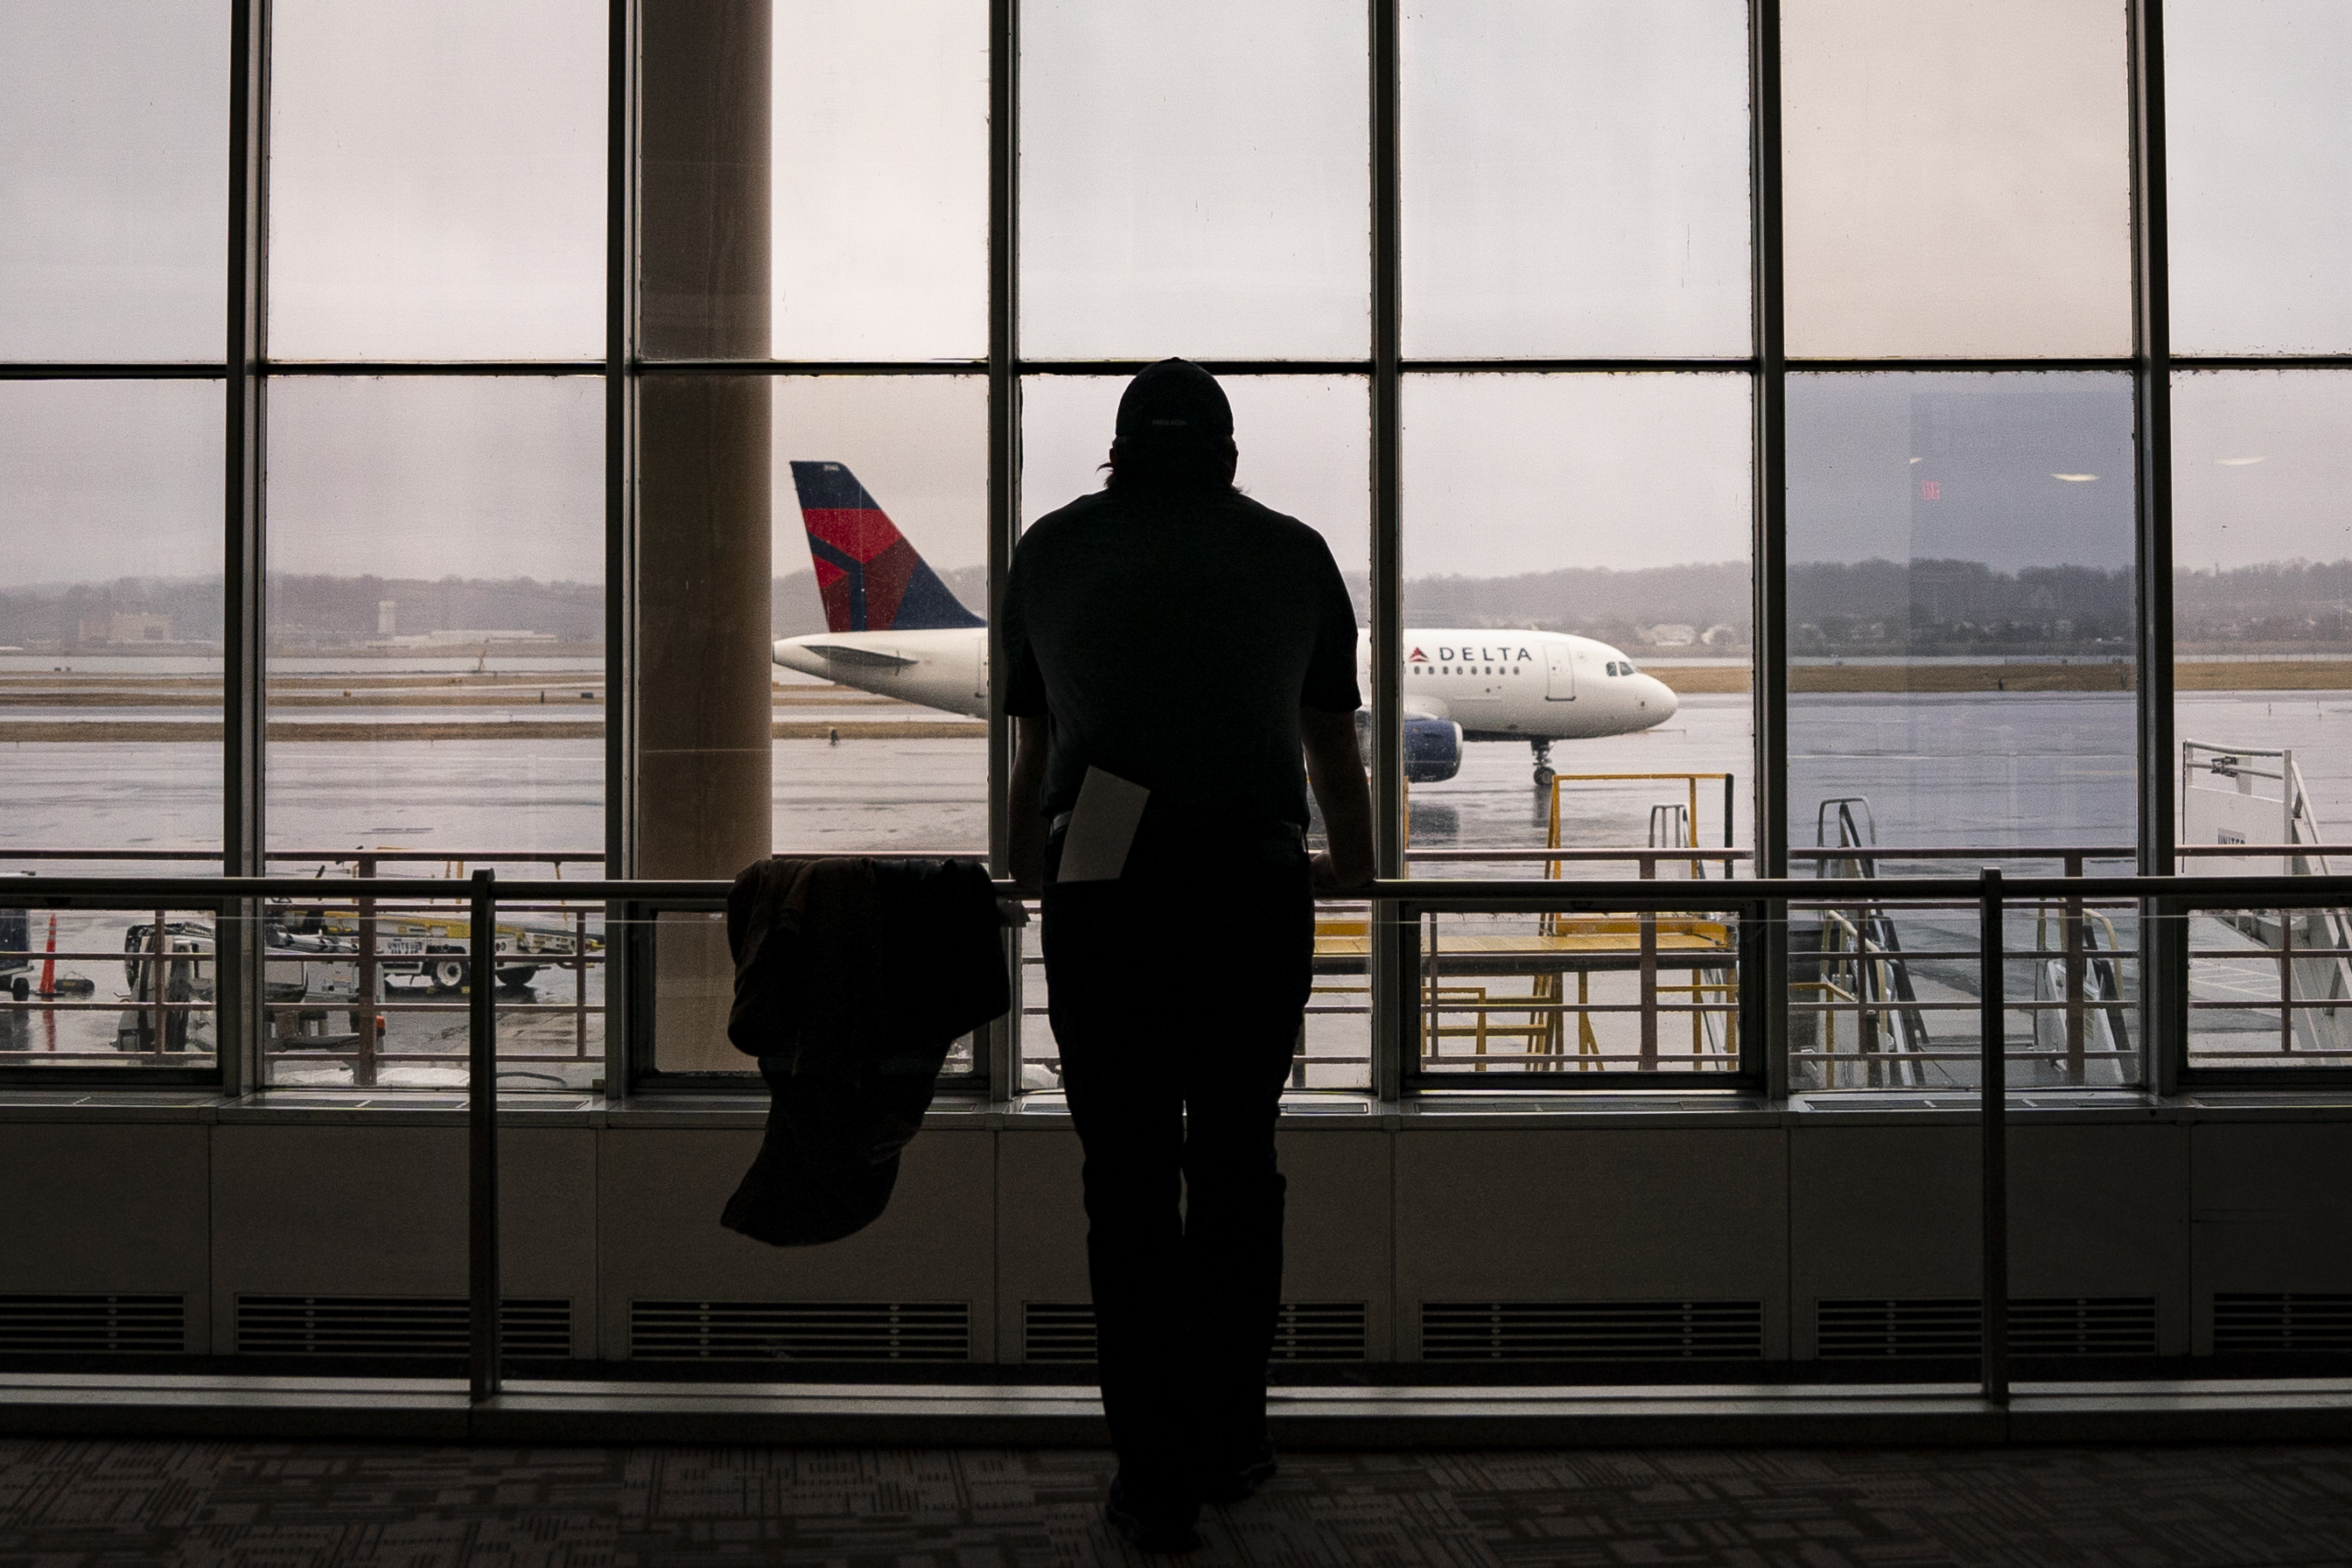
[1004,486,1362,831]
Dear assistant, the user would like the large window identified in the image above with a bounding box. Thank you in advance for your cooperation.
[2166,3,2352,1075]
[8,0,2348,1098]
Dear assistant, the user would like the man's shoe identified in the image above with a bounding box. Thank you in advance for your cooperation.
[1104,1477,1202,1553]
[1200,1439,1278,1504]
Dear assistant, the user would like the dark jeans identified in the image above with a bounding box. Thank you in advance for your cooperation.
[1040,830,1312,1514]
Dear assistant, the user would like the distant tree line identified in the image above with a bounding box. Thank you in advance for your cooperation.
[0,578,227,648]
[13,559,2352,657]
[270,575,605,642]
[2175,559,2352,651]
[1390,563,1753,649]
[1789,559,2134,655]
[0,575,605,649]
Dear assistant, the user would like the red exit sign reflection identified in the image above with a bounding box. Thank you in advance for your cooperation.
[1920,480,1942,500]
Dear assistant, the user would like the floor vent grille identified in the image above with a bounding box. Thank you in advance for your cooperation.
[1818,1298,1979,1358]
[235,1296,570,1358]
[2011,1297,2158,1356]
[1024,1302,1368,1363]
[1273,1302,1370,1362]
[2215,1292,2352,1354]
[1023,1303,1097,1364]
[1422,1300,1765,1362]
[0,1293,186,1354]
[633,1301,970,1362]
[1818,1298,2158,1358]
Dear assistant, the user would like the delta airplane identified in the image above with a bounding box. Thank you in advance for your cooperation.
[771,461,1678,786]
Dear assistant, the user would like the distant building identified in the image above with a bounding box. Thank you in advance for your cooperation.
[76,612,172,644]
[378,600,397,635]
[1644,623,1698,648]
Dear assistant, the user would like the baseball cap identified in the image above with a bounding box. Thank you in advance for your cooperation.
[1114,359,1233,454]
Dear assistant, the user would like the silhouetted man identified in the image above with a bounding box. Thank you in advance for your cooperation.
[1005,359,1376,1552]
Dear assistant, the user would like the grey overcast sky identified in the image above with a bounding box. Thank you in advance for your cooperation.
[3,0,2348,585]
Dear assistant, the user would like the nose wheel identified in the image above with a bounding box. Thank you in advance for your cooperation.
[1530,738,1555,789]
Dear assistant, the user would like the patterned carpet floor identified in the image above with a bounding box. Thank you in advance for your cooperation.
[7,1438,2352,1566]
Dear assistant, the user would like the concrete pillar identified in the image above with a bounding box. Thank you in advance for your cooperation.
[637,3,772,1070]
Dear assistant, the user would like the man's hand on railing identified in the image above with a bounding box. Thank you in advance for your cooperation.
[1311,850,1376,894]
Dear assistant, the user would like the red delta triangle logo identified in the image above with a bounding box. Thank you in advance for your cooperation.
[1408,647,1429,663]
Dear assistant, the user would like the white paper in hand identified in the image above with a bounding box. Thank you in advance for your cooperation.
[1056,766,1151,883]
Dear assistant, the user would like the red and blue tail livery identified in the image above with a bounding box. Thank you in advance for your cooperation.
[789,461,984,634]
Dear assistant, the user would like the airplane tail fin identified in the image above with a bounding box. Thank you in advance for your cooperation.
[788,461,984,634]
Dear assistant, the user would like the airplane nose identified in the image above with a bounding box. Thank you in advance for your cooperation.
[1646,676,1678,720]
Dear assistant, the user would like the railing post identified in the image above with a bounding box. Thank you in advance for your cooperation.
[573,906,590,1060]
[353,857,379,1088]
[2063,852,2086,1085]
[150,910,170,1054]
[468,868,500,1403]
[1981,864,2009,1408]
[1638,853,1659,1069]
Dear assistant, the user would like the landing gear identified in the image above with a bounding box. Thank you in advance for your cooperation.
[1530,738,1555,790]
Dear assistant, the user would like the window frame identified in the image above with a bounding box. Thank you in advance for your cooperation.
[11,0,2352,1097]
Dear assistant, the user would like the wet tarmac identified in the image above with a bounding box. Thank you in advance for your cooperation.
[7,678,2348,1088]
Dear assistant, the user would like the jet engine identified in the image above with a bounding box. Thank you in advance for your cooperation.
[1403,716,1463,783]
[1350,710,1465,783]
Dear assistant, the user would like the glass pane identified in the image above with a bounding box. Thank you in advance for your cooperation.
[2168,2,2352,355]
[641,374,987,1082]
[0,1,228,361]
[262,377,603,1088]
[1401,373,1752,884]
[770,376,989,856]
[772,0,988,360]
[1020,0,1370,360]
[2174,372,2352,833]
[0,381,222,1068]
[1020,374,1368,564]
[1782,0,2132,359]
[2173,371,2352,1068]
[0,381,223,860]
[1402,0,1749,360]
[1787,372,2138,1091]
[1017,374,1371,1091]
[265,376,602,858]
[1402,374,1749,1082]
[268,0,605,360]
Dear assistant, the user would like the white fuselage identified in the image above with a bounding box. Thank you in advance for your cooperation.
[772,627,1676,740]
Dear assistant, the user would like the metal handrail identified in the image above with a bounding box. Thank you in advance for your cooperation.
[9,863,2352,1408]
[6,869,2351,906]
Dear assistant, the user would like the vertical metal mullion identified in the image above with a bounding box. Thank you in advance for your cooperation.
[604,0,637,1101]
[2130,0,2181,1096]
[985,0,1020,1102]
[1368,0,1406,1102]
[1749,0,1790,1098]
[220,0,270,1096]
